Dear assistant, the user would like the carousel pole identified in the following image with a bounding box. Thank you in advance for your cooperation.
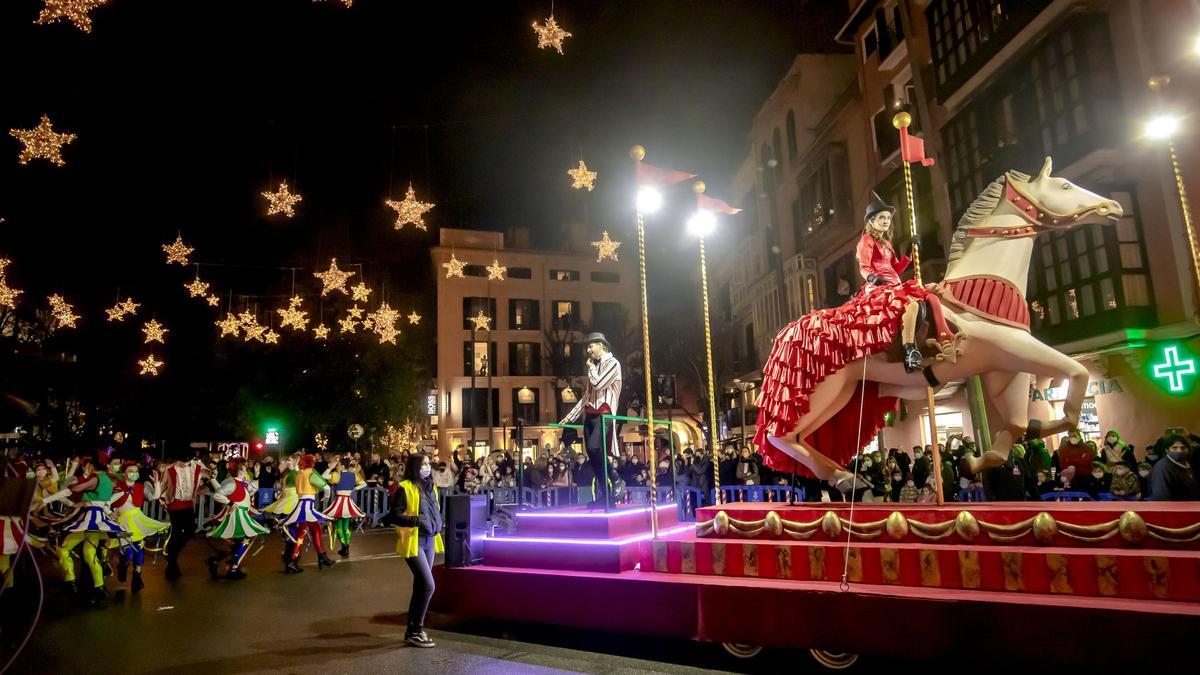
[893,112,944,506]
[688,182,723,506]
[632,145,659,538]
[1147,76,1200,308]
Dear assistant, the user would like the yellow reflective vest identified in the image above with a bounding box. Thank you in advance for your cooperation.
[394,479,445,558]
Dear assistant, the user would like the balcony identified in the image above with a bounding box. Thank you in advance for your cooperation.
[927,0,1054,104]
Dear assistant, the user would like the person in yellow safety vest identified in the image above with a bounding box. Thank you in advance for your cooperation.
[383,453,443,649]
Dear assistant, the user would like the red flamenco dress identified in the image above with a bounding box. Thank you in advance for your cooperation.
[753,233,933,475]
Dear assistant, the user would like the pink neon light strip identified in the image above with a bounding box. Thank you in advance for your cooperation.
[515,503,677,519]
[483,523,693,547]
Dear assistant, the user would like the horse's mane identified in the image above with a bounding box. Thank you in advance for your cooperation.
[947,170,1031,264]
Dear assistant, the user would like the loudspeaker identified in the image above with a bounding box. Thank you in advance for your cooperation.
[443,494,486,567]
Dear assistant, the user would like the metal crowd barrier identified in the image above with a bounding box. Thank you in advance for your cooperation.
[715,485,803,504]
[353,486,390,528]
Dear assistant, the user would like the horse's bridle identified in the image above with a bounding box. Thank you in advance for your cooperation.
[961,172,1117,239]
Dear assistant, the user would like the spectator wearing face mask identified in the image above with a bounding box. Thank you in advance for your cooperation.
[1135,461,1153,496]
[1036,470,1060,496]
[1108,462,1140,499]
[719,448,738,488]
[689,451,713,494]
[736,447,759,486]
[917,476,938,503]
[1101,429,1135,470]
[912,446,931,491]
[1149,435,1199,501]
[889,468,905,503]
[894,448,910,477]
[898,476,919,503]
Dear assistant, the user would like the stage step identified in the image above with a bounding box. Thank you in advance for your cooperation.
[509,503,680,540]
[640,531,1200,602]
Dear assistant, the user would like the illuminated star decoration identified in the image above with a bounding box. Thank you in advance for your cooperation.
[243,322,267,343]
[106,297,140,322]
[216,313,241,338]
[0,259,24,310]
[263,181,302,218]
[469,310,492,331]
[313,0,352,8]
[314,258,355,296]
[35,0,111,33]
[351,282,372,303]
[337,316,359,334]
[385,183,435,231]
[162,235,194,266]
[591,230,621,262]
[142,319,169,344]
[442,253,466,279]
[276,295,309,331]
[407,311,421,325]
[346,305,364,319]
[366,302,401,345]
[138,355,164,377]
[532,14,571,54]
[486,259,507,281]
[205,295,220,307]
[10,115,76,166]
[567,160,597,191]
[184,278,209,298]
[48,294,81,329]
[314,433,329,452]
[264,329,280,345]
[312,323,330,340]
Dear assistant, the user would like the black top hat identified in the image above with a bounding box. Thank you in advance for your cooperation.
[584,332,610,350]
[864,191,896,222]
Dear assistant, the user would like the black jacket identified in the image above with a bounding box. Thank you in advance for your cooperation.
[385,479,443,537]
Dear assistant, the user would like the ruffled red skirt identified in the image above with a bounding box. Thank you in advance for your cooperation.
[752,280,931,475]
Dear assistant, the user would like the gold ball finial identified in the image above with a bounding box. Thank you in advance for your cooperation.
[630,145,646,161]
[892,111,912,129]
[692,180,706,194]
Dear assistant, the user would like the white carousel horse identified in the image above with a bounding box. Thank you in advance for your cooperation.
[767,157,1123,490]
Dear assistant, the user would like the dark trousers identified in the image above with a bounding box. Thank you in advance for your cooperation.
[166,507,196,562]
[405,535,436,633]
[584,413,614,502]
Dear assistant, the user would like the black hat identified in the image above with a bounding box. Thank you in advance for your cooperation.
[864,191,896,222]
[584,332,610,350]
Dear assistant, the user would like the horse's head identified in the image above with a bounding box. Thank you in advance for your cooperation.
[1007,157,1123,230]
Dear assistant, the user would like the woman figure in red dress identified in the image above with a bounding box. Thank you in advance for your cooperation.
[857,192,924,373]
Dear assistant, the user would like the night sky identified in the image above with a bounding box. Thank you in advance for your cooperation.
[0,0,846,433]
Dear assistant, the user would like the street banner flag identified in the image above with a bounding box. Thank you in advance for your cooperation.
[697,193,742,215]
[899,126,935,167]
[636,161,696,186]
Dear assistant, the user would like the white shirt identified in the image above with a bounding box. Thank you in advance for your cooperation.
[562,352,622,423]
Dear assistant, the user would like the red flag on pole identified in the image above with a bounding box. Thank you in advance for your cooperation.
[636,161,697,186]
[697,193,742,215]
[899,126,935,167]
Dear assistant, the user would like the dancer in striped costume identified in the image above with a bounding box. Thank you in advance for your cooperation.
[47,454,125,606]
[111,461,169,593]
[206,459,269,580]
[321,457,367,558]
[282,454,334,573]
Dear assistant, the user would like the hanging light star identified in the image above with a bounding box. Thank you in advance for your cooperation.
[264,329,280,345]
[243,322,267,343]
[142,319,168,344]
[184,278,209,298]
[312,323,330,340]
[105,304,125,322]
[591,230,621,262]
[314,433,329,452]
[216,313,241,338]
[346,305,364,320]
[313,0,353,8]
[237,310,258,327]
[469,310,492,331]
[263,181,303,218]
[314,258,355,296]
[366,302,401,345]
[205,294,220,307]
[361,317,374,330]
[486,259,507,281]
[138,355,164,377]
[377,325,399,345]
[338,316,359,334]
[276,296,309,331]
[35,0,110,33]
[351,282,372,303]
[407,311,421,325]
[162,235,194,266]
[568,160,597,191]
[0,260,24,310]
[385,183,435,231]
[532,14,572,54]
[10,115,76,166]
[47,294,80,329]
[442,253,466,279]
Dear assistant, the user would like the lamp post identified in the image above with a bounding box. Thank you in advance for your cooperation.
[1147,76,1200,309]
[632,145,662,537]
[686,189,723,505]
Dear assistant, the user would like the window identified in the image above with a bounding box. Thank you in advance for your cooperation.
[463,341,497,377]
[463,264,488,277]
[876,4,905,63]
[861,23,879,62]
[559,341,584,373]
[550,269,580,281]
[591,302,623,335]
[511,387,540,424]
[590,271,620,283]
[509,342,542,376]
[508,267,532,279]
[943,108,986,217]
[552,300,580,330]
[508,299,540,330]
[743,323,755,365]
[798,160,833,238]
[772,128,783,181]
[462,297,497,330]
[927,0,1054,99]
[786,110,798,160]
[462,387,500,427]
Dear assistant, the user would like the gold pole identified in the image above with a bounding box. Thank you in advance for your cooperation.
[1168,141,1200,303]
[894,112,944,506]
[632,145,658,538]
[692,181,723,505]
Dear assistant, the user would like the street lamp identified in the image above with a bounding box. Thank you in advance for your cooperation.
[1193,33,1200,57]
[631,145,662,534]
[636,186,663,214]
[1145,114,1181,140]
[1146,76,1200,307]
[688,181,725,504]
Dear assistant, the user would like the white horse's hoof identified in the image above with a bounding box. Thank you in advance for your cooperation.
[833,474,872,494]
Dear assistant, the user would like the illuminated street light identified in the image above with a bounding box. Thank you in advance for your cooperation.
[1145,114,1181,140]
[686,210,717,238]
[636,186,663,213]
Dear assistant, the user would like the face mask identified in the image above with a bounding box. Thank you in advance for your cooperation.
[1139,470,1151,478]
[892,474,901,481]
[1115,467,1128,476]
[862,459,872,469]
[419,465,432,479]
[126,471,139,482]
[1092,472,1104,480]
[1169,451,1186,461]
[659,462,668,470]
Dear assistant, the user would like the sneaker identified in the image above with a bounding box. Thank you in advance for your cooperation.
[405,631,435,648]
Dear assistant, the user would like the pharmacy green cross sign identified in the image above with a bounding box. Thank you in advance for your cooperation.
[1151,345,1196,393]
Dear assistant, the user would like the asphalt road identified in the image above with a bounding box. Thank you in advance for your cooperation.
[3,528,853,674]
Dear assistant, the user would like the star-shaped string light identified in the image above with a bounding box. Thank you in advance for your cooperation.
[119,298,140,315]
[314,258,354,296]
[35,0,111,33]
[142,319,168,344]
[346,305,364,319]
[105,305,126,322]
[48,294,80,329]
[216,313,241,338]
[313,0,353,8]
[385,183,435,231]
[442,253,466,279]
[361,317,374,330]
[243,322,267,343]
[264,329,280,345]
[138,355,163,377]
[276,296,309,331]
[0,259,21,310]
[184,278,209,298]
[568,160,597,191]
[407,311,421,325]
[366,302,401,345]
[314,433,329,452]
[162,235,194,266]
[312,323,330,340]
[591,230,621,262]
[469,310,492,331]
[263,181,302,217]
[338,316,359,334]
[205,295,220,307]
[10,115,76,166]
[532,14,572,54]
[351,282,371,303]
[486,259,507,281]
